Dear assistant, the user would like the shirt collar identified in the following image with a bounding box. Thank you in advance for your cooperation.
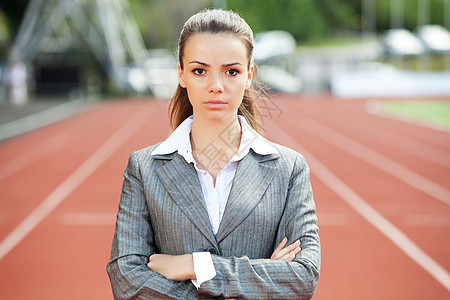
[151,115,277,163]
[151,115,195,163]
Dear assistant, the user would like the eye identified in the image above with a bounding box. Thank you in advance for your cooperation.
[226,69,240,76]
[193,68,205,76]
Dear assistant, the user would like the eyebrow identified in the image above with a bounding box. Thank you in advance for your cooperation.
[188,61,243,67]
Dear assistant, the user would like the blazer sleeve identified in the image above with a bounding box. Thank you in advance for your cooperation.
[197,154,321,300]
[106,152,197,300]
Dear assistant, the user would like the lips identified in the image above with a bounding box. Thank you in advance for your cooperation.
[203,100,227,109]
[204,100,226,104]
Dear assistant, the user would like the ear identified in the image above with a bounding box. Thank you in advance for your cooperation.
[245,64,254,89]
[178,63,186,88]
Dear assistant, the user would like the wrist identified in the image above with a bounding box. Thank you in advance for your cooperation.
[185,254,196,280]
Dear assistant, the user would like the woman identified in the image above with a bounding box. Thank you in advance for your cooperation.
[107,9,320,299]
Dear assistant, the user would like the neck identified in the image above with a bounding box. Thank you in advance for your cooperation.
[191,114,241,152]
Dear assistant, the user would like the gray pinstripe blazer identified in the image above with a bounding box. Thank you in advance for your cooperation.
[107,141,320,299]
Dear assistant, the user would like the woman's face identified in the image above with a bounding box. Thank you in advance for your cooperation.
[178,33,254,122]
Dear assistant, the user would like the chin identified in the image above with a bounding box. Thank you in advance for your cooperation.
[206,110,238,122]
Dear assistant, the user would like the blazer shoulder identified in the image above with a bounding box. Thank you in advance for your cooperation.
[254,140,309,181]
[266,140,307,165]
[133,142,163,158]
[127,142,174,167]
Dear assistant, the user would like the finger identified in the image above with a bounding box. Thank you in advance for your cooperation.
[273,240,300,259]
[280,245,302,261]
[271,237,288,259]
[147,254,159,268]
[147,255,156,267]
[280,253,294,261]
[274,237,288,253]
[272,243,297,260]
[280,249,300,261]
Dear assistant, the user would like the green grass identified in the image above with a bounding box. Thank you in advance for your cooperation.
[381,55,450,71]
[299,36,363,48]
[377,100,450,128]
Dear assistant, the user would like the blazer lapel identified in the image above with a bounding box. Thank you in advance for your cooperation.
[216,151,279,243]
[154,153,217,246]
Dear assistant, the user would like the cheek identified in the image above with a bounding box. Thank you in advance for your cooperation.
[232,80,249,98]
[232,89,246,108]
[183,76,203,91]
[184,85,202,107]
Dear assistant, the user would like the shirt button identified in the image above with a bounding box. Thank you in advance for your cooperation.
[206,247,218,255]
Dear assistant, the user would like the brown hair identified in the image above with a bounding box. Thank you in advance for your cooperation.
[168,9,265,134]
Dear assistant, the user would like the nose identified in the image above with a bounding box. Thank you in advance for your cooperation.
[209,73,223,94]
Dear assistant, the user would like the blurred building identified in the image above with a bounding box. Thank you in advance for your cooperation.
[7,0,147,98]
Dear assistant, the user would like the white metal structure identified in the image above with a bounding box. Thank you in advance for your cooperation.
[9,0,147,91]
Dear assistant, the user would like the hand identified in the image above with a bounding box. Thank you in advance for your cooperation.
[270,237,301,261]
[147,254,196,281]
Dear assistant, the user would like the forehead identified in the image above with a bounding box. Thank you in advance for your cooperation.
[183,33,249,64]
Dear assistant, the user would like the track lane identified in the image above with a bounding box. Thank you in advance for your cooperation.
[273,97,450,262]
[0,97,449,299]
[283,110,450,205]
[287,97,450,182]
[264,117,450,296]
[0,99,169,299]
[306,101,450,170]
[310,177,447,299]
[0,101,151,243]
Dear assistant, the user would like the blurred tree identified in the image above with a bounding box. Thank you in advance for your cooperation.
[228,0,328,41]
[228,0,449,42]
[1,0,448,52]
[130,0,209,50]
[315,0,355,32]
[375,0,447,31]
[0,0,28,38]
[228,0,367,41]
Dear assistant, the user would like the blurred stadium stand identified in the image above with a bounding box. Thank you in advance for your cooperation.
[7,0,147,97]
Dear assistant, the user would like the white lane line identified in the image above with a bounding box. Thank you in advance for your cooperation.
[401,214,450,227]
[0,133,73,182]
[0,104,153,261]
[322,105,450,168]
[316,213,350,226]
[0,98,89,142]
[267,121,450,291]
[60,212,116,225]
[363,129,450,168]
[284,114,450,206]
[0,105,103,182]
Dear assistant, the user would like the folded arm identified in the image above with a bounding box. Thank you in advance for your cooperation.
[107,150,320,299]
[146,237,301,282]
[196,154,320,299]
[106,152,197,299]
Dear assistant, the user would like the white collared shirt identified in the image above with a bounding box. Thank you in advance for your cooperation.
[151,115,277,288]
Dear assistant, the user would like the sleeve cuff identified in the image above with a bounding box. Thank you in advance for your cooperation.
[191,252,216,289]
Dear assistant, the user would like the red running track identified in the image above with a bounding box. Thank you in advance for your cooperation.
[0,95,448,299]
